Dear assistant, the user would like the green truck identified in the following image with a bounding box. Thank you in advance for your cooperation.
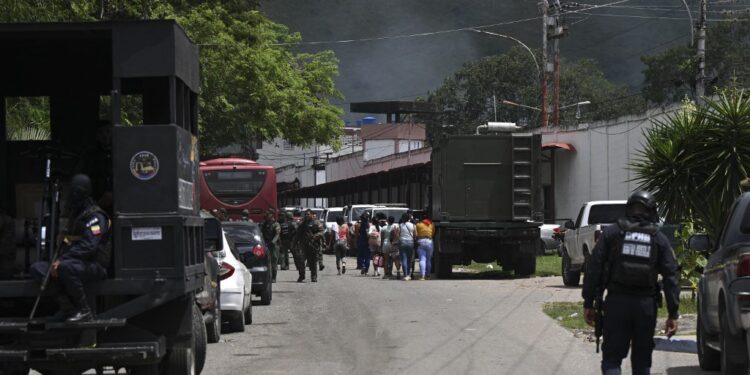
[431,124,543,278]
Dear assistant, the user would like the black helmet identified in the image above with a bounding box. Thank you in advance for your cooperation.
[67,174,92,214]
[626,190,658,222]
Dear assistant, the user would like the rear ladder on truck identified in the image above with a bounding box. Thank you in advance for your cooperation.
[511,133,534,221]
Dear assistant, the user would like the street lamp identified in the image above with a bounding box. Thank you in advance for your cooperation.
[470,29,540,78]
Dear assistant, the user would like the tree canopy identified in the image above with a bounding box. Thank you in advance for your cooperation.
[0,0,344,155]
[641,17,750,105]
[424,46,645,144]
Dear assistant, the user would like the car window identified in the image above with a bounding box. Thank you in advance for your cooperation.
[722,199,746,247]
[588,204,626,225]
[575,205,585,228]
[327,210,343,223]
[222,224,263,246]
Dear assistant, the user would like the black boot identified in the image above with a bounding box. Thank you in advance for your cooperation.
[297,274,305,283]
[51,295,76,322]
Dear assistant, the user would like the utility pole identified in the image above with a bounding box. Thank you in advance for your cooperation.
[696,0,707,104]
[539,1,549,129]
[552,0,562,128]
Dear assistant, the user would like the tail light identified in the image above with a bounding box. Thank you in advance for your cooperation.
[252,244,266,258]
[594,230,602,243]
[219,262,235,281]
[553,227,560,234]
[737,254,750,277]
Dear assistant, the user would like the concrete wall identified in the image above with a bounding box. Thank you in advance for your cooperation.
[543,104,681,221]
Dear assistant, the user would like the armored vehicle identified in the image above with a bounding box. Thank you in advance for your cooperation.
[431,124,543,278]
[0,21,209,374]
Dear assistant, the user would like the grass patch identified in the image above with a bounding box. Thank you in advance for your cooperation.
[458,255,562,278]
[543,296,698,330]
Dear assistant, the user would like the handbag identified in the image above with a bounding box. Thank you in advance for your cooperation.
[372,253,384,267]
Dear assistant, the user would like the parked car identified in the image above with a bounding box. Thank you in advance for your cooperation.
[280,206,303,222]
[216,228,253,332]
[198,212,224,343]
[539,223,561,255]
[371,206,408,222]
[561,200,627,286]
[222,222,273,305]
[690,192,750,373]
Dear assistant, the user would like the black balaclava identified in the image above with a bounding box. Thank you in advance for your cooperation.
[67,174,92,217]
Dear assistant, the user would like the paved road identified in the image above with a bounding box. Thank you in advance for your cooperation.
[204,255,710,375]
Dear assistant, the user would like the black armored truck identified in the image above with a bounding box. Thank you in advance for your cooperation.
[0,21,212,374]
[431,123,543,278]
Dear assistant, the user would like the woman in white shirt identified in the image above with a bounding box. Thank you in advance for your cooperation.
[398,213,416,280]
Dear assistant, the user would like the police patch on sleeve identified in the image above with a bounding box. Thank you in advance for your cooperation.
[86,217,102,236]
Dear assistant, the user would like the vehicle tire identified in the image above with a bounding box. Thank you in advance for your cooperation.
[206,305,221,344]
[720,308,748,374]
[226,310,246,333]
[192,304,207,375]
[260,279,272,306]
[697,310,720,371]
[561,249,581,287]
[165,344,196,375]
[434,253,452,279]
[244,297,253,325]
[515,252,536,277]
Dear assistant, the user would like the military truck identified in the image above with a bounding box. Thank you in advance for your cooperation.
[431,123,543,278]
[0,21,209,374]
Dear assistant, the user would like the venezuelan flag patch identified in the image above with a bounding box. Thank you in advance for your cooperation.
[90,225,102,236]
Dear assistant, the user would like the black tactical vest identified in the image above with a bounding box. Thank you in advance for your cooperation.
[609,218,659,289]
[68,203,112,267]
[261,221,275,242]
[280,221,292,239]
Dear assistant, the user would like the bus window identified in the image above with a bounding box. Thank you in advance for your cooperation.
[203,170,267,205]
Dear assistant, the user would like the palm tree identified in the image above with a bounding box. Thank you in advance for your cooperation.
[632,88,750,236]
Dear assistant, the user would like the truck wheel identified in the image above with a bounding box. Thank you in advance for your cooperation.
[244,298,253,325]
[720,308,748,374]
[697,310,720,370]
[561,249,581,287]
[515,253,536,277]
[260,279,272,306]
[206,305,221,344]
[435,254,452,279]
[193,304,207,375]
[226,310,246,333]
[165,344,196,375]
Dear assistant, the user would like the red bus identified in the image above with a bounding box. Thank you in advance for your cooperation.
[199,157,277,222]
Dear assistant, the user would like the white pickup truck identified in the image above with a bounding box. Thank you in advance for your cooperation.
[560,200,627,286]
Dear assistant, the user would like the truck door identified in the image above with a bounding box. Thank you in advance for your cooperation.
[566,205,585,258]
[464,164,504,218]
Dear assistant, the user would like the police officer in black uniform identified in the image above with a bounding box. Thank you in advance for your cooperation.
[278,213,294,270]
[30,174,110,322]
[583,191,679,375]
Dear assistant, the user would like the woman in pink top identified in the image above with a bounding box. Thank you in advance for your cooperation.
[333,217,349,275]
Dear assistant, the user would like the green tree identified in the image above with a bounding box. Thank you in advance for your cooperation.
[641,17,750,105]
[0,0,344,155]
[424,47,644,144]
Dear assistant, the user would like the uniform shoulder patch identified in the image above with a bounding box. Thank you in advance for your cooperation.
[86,217,100,227]
[90,224,102,236]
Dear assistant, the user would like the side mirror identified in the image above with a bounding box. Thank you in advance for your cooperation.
[688,234,712,253]
[204,217,224,252]
[564,220,575,230]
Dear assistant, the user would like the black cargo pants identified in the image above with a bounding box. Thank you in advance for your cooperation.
[601,292,658,375]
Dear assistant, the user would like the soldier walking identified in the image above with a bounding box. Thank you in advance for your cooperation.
[260,209,281,283]
[294,209,322,282]
[582,191,679,375]
[278,213,294,270]
[312,212,325,271]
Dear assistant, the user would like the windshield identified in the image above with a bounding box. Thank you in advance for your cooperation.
[222,223,263,246]
[588,204,626,224]
[203,169,268,205]
[327,210,344,223]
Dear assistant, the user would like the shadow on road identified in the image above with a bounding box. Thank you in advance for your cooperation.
[665,365,716,375]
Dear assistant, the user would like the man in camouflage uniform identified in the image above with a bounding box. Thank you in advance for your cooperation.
[293,209,322,282]
[278,213,295,270]
[312,213,325,271]
[260,209,281,283]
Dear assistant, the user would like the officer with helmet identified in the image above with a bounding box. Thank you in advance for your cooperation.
[582,190,680,375]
